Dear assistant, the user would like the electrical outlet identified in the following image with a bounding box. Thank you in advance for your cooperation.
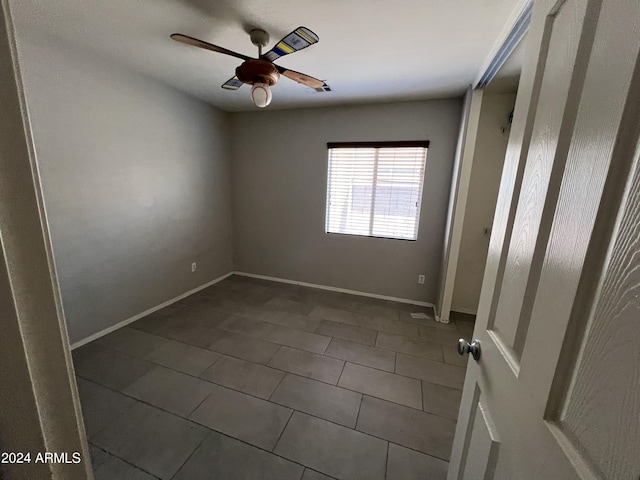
[191,262,197,272]
[418,274,425,284]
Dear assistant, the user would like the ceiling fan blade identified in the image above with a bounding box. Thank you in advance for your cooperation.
[221,76,243,90]
[276,65,330,91]
[261,27,319,62]
[171,33,253,61]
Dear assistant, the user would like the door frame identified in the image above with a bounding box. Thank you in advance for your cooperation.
[437,0,532,323]
[0,2,91,479]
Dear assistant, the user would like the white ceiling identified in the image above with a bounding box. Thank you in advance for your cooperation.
[10,0,522,112]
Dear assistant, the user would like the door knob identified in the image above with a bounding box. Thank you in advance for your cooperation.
[457,338,481,361]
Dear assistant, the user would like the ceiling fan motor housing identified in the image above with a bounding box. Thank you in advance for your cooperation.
[236,59,280,86]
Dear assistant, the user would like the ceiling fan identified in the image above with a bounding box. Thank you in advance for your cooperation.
[171,27,331,108]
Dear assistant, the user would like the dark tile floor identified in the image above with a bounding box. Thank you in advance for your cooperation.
[74,275,474,480]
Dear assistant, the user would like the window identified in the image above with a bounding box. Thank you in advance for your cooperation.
[325,141,429,240]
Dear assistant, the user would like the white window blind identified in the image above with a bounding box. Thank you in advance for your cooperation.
[325,141,428,240]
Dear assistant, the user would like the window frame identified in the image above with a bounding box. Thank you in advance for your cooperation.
[324,140,430,241]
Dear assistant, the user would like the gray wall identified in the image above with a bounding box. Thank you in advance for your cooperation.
[14,33,234,344]
[230,100,461,303]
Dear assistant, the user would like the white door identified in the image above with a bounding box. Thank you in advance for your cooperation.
[448,0,640,478]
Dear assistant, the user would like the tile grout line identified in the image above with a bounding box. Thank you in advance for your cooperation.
[86,340,460,412]
[184,380,219,418]
[292,408,454,462]
[85,388,140,440]
[168,430,212,480]
[81,363,454,466]
[152,274,433,317]
[204,351,224,372]
[267,371,288,402]
[320,336,332,355]
[322,352,395,375]
[221,326,330,356]
[81,284,464,463]
[336,359,347,386]
[92,447,162,479]
[271,409,295,454]
[88,352,438,421]
[82,376,325,473]
[128,301,454,361]
[265,344,284,365]
[354,394,364,429]
[88,444,110,470]
[384,441,390,480]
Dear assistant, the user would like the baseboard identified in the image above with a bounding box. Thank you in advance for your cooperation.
[234,271,435,310]
[70,271,234,350]
[451,307,478,316]
[432,303,442,322]
[71,270,436,350]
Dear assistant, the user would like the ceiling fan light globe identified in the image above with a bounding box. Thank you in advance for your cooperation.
[250,83,272,108]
